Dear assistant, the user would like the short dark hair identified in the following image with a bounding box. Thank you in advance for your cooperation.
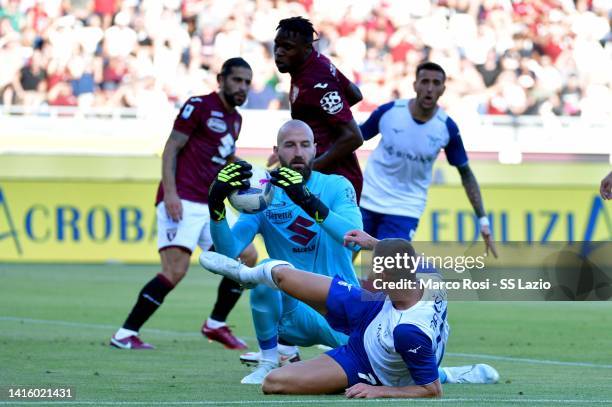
[416,62,446,81]
[276,16,317,43]
[219,57,251,77]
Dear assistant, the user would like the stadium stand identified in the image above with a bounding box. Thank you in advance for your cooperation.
[0,0,610,120]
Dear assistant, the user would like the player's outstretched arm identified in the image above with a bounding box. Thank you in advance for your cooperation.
[312,119,363,171]
[600,171,612,200]
[161,129,190,222]
[457,164,498,258]
[345,380,442,399]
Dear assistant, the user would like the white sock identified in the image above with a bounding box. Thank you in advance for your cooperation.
[261,346,278,363]
[115,328,138,340]
[241,260,293,288]
[277,344,298,355]
[206,318,226,329]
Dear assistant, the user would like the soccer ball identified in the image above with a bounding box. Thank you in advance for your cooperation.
[228,166,274,214]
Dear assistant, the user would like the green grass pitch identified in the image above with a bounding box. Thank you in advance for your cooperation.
[1,263,611,406]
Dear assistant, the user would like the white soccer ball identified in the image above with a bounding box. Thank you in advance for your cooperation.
[228,166,274,214]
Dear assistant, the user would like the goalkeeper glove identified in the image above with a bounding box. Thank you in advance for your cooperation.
[270,167,329,223]
[209,161,252,221]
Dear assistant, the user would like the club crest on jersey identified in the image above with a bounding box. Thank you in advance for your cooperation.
[319,91,343,114]
[207,117,227,133]
[166,228,177,241]
[290,85,299,104]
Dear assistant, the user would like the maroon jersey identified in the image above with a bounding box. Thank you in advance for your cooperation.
[156,92,242,205]
[289,51,363,199]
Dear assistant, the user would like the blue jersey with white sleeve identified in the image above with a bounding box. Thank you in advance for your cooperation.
[359,99,468,218]
[325,274,449,387]
[211,171,362,285]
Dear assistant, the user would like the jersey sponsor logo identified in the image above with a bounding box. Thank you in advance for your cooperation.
[211,110,224,118]
[314,82,328,89]
[357,372,377,385]
[207,117,228,133]
[166,227,177,241]
[181,104,195,119]
[287,216,316,246]
[292,243,315,253]
[290,85,299,104]
[391,127,404,134]
[265,210,293,224]
[319,91,343,114]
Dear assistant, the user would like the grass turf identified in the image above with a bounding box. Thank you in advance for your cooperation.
[1,263,611,406]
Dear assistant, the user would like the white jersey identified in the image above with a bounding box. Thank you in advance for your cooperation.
[359,99,468,218]
[362,274,449,386]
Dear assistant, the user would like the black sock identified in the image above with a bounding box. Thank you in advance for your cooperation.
[278,338,295,346]
[209,277,244,322]
[123,274,174,331]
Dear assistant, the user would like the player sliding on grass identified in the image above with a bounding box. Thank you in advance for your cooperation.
[200,236,499,397]
[203,119,498,386]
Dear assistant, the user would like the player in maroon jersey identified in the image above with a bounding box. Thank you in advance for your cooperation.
[271,16,365,200]
[110,58,257,350]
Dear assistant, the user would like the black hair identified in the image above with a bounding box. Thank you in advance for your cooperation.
[219,57,252,77]
[416,62,446,81]
[276,16,317,43]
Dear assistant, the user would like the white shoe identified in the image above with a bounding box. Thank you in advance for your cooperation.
[240,350,301,367]
[443,364,499,384]
[199,251,255,288]
[240,359,279,384]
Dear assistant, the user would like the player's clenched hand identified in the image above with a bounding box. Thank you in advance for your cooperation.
[164,192,183,222]
[345,383,384,399]
[344,229,378,251]
[208,161,252,221]
[270,167,330,223]
[600,171,612,200]
[481,224,498,258]
[269,167,312,204]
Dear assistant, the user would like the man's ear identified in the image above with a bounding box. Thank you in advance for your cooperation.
[217,74,223,87]
[273,145,278,154]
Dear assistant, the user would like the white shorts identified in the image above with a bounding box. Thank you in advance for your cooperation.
[156,199,237,253]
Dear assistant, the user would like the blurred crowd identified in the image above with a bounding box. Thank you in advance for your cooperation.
[0,0,610,119]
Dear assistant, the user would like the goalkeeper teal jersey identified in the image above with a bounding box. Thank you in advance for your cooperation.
[210,171,362,285]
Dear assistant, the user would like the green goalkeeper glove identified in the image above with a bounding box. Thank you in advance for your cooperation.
[209,161,252,221]
[270,167,329,223]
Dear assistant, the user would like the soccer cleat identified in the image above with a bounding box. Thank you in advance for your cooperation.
[443,364,499,384]
[202,322,248,350]
[199,251,255,288]
[109,335,154,350]
[240,359,279,384]
[240,350,301,367]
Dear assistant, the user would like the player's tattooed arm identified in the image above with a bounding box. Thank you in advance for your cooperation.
[457,164,498,258]
[457,164,485,217]
[161,129,189,221]
[312,119,363,171]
